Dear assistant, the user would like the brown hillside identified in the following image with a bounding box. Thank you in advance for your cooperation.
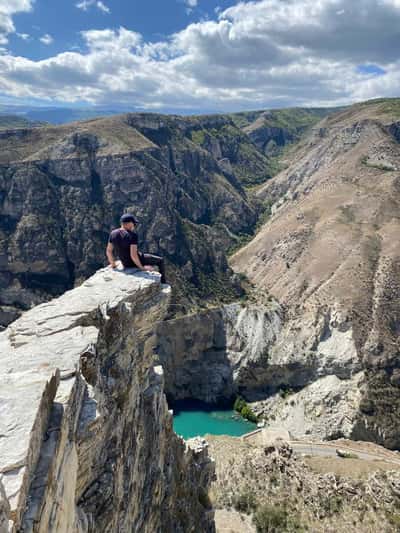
[231,100,400,448]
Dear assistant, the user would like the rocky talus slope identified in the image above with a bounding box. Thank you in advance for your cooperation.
[0,266,214,532]
[208,436,400,533]
[231,100,400,448]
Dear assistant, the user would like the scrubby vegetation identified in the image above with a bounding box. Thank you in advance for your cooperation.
[232,490,257,514]
[208,435,400,533]
[227,198,274,256]
[253,504,305,533]
[359,97,400,119]
[233,396,258,423]
[228,107,333,132]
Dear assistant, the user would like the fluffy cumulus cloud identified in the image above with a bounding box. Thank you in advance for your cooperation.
[16,32,30,40]
[0,0,33,44]
[0,0,400,110]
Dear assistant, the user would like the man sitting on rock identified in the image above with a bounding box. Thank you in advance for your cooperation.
[106,213,167,284]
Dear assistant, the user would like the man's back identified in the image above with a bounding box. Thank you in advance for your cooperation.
[108,228,138,267]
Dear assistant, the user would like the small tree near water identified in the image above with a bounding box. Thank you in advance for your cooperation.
[233,396,258,423]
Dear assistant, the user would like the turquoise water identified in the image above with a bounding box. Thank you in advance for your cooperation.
[172,400,256,439]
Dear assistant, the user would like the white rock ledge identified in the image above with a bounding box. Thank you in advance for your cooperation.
[0,266,215,533]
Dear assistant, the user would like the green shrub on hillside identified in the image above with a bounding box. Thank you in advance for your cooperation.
[233,396,258,423]
[190,129,206,145]
[233,396,246,412]
[241,405,258,423]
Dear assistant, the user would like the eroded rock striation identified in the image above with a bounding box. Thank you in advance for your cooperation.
[0,266,215,532]
[157,300,364,443]
[157,302,282,403]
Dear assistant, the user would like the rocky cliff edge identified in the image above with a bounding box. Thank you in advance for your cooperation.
[0,266,215,532]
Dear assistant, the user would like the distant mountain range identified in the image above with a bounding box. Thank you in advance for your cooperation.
[0,105,131,125]
[0,103,340,126]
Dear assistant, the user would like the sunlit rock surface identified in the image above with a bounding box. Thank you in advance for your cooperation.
[0,266,214,532]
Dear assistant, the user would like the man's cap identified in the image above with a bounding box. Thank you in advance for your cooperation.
[120,213,139,224]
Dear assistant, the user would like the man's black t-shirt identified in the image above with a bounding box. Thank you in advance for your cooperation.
[109,228,139,267]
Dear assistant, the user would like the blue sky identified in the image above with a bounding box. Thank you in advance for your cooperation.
[9,0,234,61]
[0,0,397,112]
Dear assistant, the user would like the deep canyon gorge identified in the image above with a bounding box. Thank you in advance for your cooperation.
[1,98,400,531]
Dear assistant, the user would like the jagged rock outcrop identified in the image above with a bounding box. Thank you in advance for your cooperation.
[231,100,400,448]
[208,435,400,533]
[156,302,282,403]
[0,266,215,532]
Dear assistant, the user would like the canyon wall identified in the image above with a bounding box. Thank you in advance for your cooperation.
[157,302,282,403]
[231,102,400,449]
[157,302,364,443]
[0,108,331,329]
[159,102,400,450]
[0,266,214,532]
[0,113,259,328]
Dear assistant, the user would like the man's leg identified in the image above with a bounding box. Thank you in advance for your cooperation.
[140,253,167,284]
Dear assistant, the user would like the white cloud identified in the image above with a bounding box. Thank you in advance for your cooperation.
[82,27,141,50]
[76,0,111,14]
[16,32,30,40]
[0,0,33,44]
[76,0,91,10]
[96,1,110,13]
[0,1,399,111]
[39,33,53,45]
[183,0,197,15]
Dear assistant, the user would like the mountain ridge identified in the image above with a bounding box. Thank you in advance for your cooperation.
[231,98,400,448]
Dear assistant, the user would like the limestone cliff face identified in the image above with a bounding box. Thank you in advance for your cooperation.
[0,108,338,329]
[0,267,215,532]
[157,301,363,442]
[157,302,282,403]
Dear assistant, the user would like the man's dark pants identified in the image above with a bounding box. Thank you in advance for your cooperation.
[139,252,167,284]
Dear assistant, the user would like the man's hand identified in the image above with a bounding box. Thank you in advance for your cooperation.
[106,243,117,269]
[143,265,154,272]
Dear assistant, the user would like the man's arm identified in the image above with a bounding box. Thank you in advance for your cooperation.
[106,242,117,268]
[130,244,145,269]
